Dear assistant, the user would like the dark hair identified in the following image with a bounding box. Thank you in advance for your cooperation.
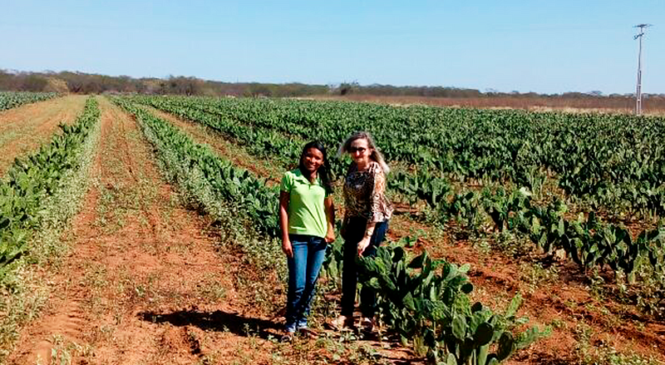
[299,141,333,195]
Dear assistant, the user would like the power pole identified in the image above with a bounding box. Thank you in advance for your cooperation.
[634,24,652,116]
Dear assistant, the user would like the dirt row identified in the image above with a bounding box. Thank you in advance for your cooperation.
[8,98,285,364]
[0,95,87,176]
[144,106,665,364]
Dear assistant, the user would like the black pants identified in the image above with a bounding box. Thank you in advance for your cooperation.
[341,218,389,317]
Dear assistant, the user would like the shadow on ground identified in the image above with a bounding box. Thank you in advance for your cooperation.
[139,309,428,364]
[139,309,280,340]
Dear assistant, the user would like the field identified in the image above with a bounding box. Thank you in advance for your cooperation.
[309,95,665,116]
[0,92,664,365]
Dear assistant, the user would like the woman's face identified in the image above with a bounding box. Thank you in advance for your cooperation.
[349,138,372,166]
[302,147,324,173]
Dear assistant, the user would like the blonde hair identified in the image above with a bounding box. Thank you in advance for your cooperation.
[338,131,390,174]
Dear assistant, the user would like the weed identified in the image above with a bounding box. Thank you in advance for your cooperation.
[473,237,493,256]
[588,267,606,300]
[520,262,559,293]
[494,230,535,258]
[549,318,566,329]
[577,338,660,365]
[196,273,227,302]
[47,334,92,365]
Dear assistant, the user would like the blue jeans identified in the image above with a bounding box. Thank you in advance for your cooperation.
[341,218,389,317]
[285,234,327,332]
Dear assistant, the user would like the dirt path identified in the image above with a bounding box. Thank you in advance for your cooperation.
[8,98,284,364]
[140,105,286,183]
[137,106,665,364]
[0,95,87,176]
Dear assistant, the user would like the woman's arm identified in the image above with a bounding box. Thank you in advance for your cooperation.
[324,196,336,243]
[358,164,385,256]
[279,191,293,258]
[358,221,376,256]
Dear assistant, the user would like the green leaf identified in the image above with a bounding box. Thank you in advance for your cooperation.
[408,251,428,269]
[403,292,416,311]
[505,293,523,318]
[478,344,490,365]
[474,322,494,346]
[557,218,565,237]
[452,314,467,340]
[429,285,438,301]
[496,331,515,361]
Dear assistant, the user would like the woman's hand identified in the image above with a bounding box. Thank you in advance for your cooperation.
[325,228,335,243]
[279,191,292,258]
[357,236,371,256]
[282,238,294,258]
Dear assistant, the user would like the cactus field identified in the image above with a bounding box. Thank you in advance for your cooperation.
[1,92,664,364]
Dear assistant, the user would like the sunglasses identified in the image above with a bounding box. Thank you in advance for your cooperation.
[349,147,367,153]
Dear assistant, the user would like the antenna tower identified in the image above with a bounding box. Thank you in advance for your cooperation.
[634,24,652,116]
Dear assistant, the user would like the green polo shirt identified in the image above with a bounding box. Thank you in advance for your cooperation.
[280,168,329,238]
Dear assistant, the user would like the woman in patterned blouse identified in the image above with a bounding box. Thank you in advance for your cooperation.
[331,131,393,332]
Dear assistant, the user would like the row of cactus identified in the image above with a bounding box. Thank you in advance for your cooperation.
[482,188,665,277]
[399,178,665,281]
[358,243,549,364]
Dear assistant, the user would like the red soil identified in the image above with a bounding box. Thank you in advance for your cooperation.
[0,95,87,175]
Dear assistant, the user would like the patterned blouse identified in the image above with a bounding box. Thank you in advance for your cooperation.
[343,161,394,222]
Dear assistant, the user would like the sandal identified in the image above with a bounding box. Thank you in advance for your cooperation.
[280,332,294,342]
[327,315,354,331]
[361,317,375,333]
[298,327,318,339]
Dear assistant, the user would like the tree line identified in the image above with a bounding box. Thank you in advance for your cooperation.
[0,70,330,97]
[1,70,663,111]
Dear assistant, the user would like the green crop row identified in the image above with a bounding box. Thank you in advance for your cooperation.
[0,97,100,274]
[0,92,56,112]
[455,188,664,276]
[130,95,665,219]
[131,97,303,170]
[114,97,545,364]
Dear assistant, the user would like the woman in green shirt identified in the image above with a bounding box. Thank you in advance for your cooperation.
[279,141,335,339]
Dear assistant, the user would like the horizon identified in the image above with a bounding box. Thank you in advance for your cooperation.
[3,68,663,97]
[2,1,663,95]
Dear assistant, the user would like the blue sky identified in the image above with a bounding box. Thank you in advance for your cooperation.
[1,0,663,94]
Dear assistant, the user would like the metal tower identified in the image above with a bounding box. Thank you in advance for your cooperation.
[634,24,652,116]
